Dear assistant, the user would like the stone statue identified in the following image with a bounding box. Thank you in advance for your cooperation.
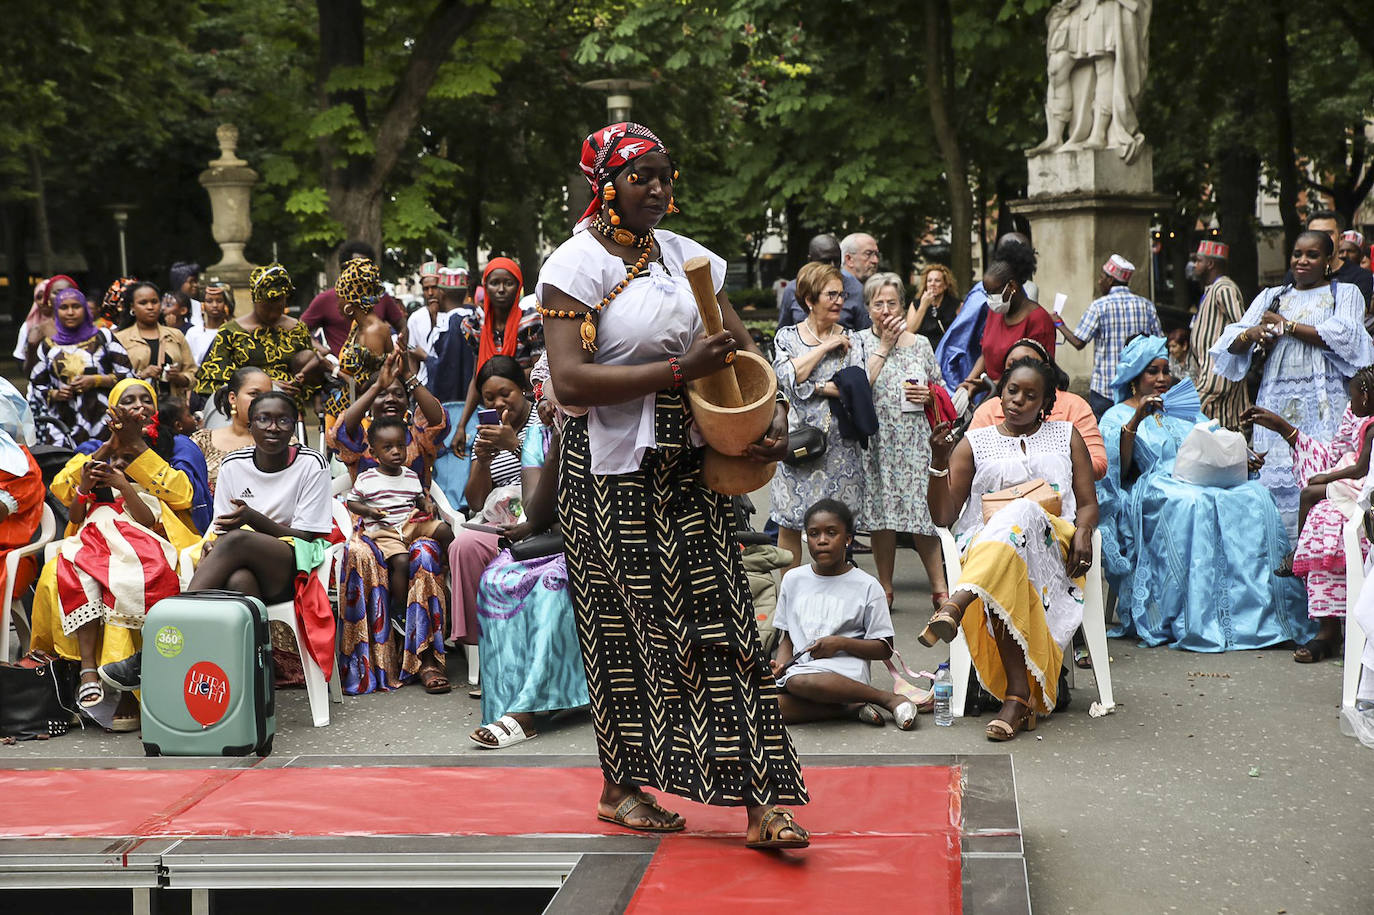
[1027,0,1152,165]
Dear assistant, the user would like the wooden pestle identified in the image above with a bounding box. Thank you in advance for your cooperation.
[683,256,745,407]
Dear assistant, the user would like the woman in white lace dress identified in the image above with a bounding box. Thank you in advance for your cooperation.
[922,357,1099,740]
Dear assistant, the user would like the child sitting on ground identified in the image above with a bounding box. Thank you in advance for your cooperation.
[769,498,918,730]
[346,417,454,631]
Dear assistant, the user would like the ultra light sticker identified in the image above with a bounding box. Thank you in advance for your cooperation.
[184,661,230,726]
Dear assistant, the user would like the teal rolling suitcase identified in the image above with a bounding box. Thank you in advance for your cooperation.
[140,590,275,757]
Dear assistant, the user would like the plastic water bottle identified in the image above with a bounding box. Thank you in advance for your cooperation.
[933,662,954,726]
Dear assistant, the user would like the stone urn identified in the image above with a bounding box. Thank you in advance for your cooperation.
[198,124,259,289]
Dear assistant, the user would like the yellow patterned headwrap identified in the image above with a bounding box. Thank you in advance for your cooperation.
[337,257,382,311]
[249,263,295,302]
[110,377,157,410]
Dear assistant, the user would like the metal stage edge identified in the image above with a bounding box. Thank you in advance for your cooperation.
[0,753,1029,914]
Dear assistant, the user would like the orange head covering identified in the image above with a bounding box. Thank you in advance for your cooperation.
[479,258,524,367]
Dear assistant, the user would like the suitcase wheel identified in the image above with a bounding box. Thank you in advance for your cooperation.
[256,734,274,758]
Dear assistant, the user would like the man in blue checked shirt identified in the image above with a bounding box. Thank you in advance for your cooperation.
[1053,254,1162,418]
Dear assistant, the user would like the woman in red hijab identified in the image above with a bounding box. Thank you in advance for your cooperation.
[450,257,545,456]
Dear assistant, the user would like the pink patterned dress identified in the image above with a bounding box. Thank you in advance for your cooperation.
[1290,406,1374,618]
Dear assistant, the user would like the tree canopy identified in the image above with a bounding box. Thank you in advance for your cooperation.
[2,0,1370,316]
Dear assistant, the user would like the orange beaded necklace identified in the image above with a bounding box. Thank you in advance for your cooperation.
[537,218,655,353]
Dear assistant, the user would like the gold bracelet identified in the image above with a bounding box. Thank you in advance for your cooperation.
[1122,427,1136,436]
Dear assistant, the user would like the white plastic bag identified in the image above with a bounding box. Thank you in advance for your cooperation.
[1172,421,1248,489]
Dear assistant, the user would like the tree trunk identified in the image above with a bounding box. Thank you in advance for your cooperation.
[1266,2,1301,253]
[28,148,53,279]
[1308,127,1374,227]
[1215,145,1262,301]
[784,199,809,277]
[315,0,489,271]
[922,0,973,290]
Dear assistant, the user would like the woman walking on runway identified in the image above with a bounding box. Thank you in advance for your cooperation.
[539,123,810,850]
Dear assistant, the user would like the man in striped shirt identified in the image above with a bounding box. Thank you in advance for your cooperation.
[1053,255,1162,418]
[1187,241,1251,428]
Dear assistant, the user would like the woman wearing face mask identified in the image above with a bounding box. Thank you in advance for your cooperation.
[955,244,1054,399]
[28,288,132,447]
[450,258,544,457]
[1211,229,1374,537]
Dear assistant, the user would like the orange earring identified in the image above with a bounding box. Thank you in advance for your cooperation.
[602,185,616,201]
[668,197,679,214]
[609,209,621,225]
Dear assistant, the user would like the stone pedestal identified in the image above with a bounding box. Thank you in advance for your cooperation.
[1012,147,1169,391]
[198,125,259,289]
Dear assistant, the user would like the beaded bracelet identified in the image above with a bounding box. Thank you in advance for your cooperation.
[668,356,684,390]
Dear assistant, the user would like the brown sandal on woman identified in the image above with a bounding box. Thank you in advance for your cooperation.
[745,806,811,850]
[985,695,1037,742]
[918,601,964,647]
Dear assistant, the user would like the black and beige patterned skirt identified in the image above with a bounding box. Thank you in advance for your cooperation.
[558,393,808,807]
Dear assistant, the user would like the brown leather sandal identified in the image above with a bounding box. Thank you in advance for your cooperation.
[985,695,1037,742]
[746,806,810,850]
[597,791,686,833]
[918,601,965,647]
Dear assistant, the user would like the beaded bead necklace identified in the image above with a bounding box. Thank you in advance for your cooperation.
[536,220,655,353]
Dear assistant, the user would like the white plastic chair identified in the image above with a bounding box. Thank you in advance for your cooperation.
[0,504,57,661]
[936,526,1113,717]
[1341,513,1367,714]
[179,540,344,728]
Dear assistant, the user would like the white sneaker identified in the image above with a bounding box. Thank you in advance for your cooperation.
[1340,702,1374,749]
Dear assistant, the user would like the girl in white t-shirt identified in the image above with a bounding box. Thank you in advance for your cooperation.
[188,392,333,603]
[770,499,917,730]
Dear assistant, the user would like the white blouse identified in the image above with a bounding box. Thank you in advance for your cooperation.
[536,229,727,475]
[954,421,1077,538]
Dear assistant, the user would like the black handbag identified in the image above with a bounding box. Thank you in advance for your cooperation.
[505,529,565,561]
[0,651,79,740]
[783,426,827,466]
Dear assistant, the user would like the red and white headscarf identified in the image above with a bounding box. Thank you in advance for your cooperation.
[575,122,674,230]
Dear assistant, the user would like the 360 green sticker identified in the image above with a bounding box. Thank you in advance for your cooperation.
[154,625,184,659]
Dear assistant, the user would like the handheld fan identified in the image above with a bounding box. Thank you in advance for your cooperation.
[1161,376,1201,421]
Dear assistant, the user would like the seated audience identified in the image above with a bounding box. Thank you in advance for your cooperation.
[192,367,275,491]
[770,499,915,730]
[853,271,948,608]
[0,380,48,616]
[29,288,132,447]
[923,358,1099,740]
[1244,367,1374,662]
[450,258,544,456]
[471,416,588,748]
[30,379,204,732]
[970,338,1108,479]
[328,349,448,483]
[1097,336,1314,652]
[448,355,540,653]
[339,415,453,696]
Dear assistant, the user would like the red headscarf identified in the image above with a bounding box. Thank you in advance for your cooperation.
[479,257,524,367]
[576,122,674,228]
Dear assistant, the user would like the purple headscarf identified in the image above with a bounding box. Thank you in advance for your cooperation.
[50,288,98,346]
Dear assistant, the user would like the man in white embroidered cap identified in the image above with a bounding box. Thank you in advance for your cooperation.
[1052,253,1162,418]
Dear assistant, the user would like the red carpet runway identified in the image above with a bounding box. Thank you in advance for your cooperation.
[0,755,1027,914]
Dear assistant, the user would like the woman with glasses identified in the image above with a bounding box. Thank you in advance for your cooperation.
[770,261,866,571]
[187,392,333,606]
[853,272,948,609]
